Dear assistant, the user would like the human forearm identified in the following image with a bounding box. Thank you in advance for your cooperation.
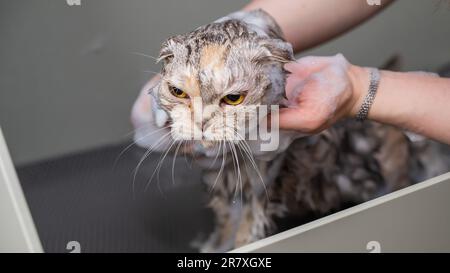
[349,66,450,144]
[243,0,394,53]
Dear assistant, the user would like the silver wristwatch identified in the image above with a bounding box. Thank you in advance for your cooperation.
[356,68,381,122]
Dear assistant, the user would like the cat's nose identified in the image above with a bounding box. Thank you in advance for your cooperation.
[201,107,216,128]
[194,118,211,134]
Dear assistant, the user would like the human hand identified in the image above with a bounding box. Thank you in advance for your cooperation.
[131,75,172,150]
[279,54,368,134]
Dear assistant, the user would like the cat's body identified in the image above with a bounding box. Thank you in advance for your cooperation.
[131,9,449,252]
[200,120,449,252]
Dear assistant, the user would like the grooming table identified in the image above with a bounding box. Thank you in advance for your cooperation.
[17,142,213,253]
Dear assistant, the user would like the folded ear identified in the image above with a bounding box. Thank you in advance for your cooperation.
[157,35,183,64]
[253,38,295,65]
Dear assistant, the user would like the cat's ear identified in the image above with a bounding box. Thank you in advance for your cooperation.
[254,39,294,65]
[157,35,183,63]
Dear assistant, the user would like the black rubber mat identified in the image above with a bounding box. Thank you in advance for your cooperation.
[16,142,214,253]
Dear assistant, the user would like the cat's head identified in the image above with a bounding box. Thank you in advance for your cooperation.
[150,10,294,156]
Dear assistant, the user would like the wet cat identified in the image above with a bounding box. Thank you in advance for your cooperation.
[131,9,449,252]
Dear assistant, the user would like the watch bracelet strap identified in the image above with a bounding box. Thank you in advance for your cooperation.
[355,68,381,122]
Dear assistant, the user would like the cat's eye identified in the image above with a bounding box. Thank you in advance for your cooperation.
[222,94,245,105]
[170,86,188,99]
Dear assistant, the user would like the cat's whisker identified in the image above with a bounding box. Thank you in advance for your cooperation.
[132,131,172,197]
[233,143,243,205]
[241,143,268,201]
[119,126,143,139]
[235,142,250,206]
[131,146,153,199]
[156,139,179,195]
[148,141,175,196]
[144,138,178,194]
[131,51,159,62]
[188,142,195,169]
[141,138,175,195]
[155,140,176,187]
[114,126,170,170]
[142,70,163,76]
[223,130,239,197]
[183,140,191,166]
[234,144,243,206]
[209,140,226,194]
[226,139,241,204]
[171,140,184,185]
[209,140,222,168]
[115,124,157,152]
[120,123,162,140]
[132,130,172,181]
[224,141,236,199]
[232,129,269,201]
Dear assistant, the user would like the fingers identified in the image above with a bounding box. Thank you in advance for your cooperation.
[144,74,162,94]
[284,55,333,100]
[131,74,169,129]
[277,108,324,133]
[279,54,352,134]
[284,55,332,74]
[284,54,347,76]
[147,79,169,128]
[154,106,169,128]
[279,108,306,131]
[284,73,306,101]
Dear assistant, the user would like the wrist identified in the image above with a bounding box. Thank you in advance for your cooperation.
[347,64,370,118]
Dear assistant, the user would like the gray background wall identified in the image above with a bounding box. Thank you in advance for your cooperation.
[0,0,449,165]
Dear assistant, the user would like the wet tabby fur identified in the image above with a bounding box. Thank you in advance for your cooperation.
[139,9,449,252]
